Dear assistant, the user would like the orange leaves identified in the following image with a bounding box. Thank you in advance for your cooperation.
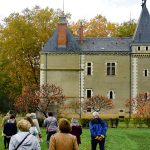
[126,92,150,118]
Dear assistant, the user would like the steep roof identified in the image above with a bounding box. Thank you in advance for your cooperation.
[133,3,150,43]
[79,37,132,52]
[42,29,80,52]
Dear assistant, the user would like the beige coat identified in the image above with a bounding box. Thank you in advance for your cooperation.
[49,132,78,150]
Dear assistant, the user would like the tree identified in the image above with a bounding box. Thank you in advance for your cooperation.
[126,92,150,127]
[36,83,65,117]
[13,85,39,113]
[116,20,137,37]
[13,83,65,116]
[0,6,70,109]
[84,95,114,112]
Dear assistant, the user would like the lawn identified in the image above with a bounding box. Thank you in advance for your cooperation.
[0,128,150,150]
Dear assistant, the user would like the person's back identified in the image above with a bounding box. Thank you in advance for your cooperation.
[49,118,78,150]
[70,118,82,145]
[9,119,41,150]
[9,132,40,150]
[50,133,78,150]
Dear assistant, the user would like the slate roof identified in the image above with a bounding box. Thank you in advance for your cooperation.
[78,37,132,52]
[42,29,80,52]
[133,4,150,43]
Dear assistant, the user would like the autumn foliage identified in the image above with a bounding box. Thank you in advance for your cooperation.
[14,83,65,115]
[126,92,150,127]
[84,95,114,112]
[14,85,39,113]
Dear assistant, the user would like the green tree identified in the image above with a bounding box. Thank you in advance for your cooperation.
[0,6,70,109]
[116,20,137,37]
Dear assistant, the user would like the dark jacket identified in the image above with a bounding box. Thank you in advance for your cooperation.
[3,120,17,137]
[89,118,107,138]
[70,125,82,144]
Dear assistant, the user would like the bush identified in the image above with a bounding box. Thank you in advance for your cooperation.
[80,118,91,128]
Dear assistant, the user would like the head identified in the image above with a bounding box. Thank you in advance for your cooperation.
[92,111,99,118]
[48,112,53,117]
[10,114,16,120]
[17,119,31,132]
[71,118,79,126]
[30,113,36,119]
[26,113,31,117]
[24,117,34,127]
[59,118,71,133]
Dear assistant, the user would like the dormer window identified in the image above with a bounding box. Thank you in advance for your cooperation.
[138,46,140,51]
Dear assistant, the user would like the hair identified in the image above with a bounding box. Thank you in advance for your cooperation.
[59,118,71,133]
[30,113,36,119]
[17,119,31,132]
[10,114,16,119]
[24,117,35,127]
[48,112,53,117]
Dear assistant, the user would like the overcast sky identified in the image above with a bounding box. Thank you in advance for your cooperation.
[0,0,150,24]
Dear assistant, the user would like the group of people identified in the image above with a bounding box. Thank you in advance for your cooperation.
[2,111,42,150]
[1,110,107,150]
[40,111,107,150]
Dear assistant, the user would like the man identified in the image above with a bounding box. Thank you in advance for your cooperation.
[44,112,58,147]
[89,111,107,150]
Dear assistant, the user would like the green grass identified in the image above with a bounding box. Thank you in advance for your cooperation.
[0,128,150,150]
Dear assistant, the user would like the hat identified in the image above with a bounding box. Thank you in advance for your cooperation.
[92,111,99,117]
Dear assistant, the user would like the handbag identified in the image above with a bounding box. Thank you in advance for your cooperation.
[14,133,30,150]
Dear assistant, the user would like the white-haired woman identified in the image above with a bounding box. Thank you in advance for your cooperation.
[9,119,41,150]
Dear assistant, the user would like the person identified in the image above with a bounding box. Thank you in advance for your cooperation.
[44,112,58,147]
[89,111,107,150]
[30,113,42,142]
[2,112,11,149]
[70,118,82,145]
[3,114,17,149]
[49,118,78,150]
[24,116,38,137]
[9,119,41,150]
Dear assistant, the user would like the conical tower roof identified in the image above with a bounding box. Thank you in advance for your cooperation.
[133,2,150,43]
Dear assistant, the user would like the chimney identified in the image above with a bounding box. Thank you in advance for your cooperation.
[58,15,67,48]
[79,22,84,44]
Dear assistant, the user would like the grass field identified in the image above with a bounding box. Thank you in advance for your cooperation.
[0,128,150,150]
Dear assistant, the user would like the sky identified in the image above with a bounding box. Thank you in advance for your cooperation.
[0,0,150,24]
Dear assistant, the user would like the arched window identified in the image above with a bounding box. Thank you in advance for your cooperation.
[108,90,115,99]
[110,91,113,99]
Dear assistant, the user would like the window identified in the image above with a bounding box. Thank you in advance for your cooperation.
[144,69,148,77]
[144,92,149,100]
[108,90,115,99]
[87,62,93,75]
[146,46,148,51]
[110,91,113,99]
[86,89,92,98]
[138,46,140,51]
[107,63,116,75]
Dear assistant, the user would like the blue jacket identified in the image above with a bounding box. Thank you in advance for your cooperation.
[89,118,107,138]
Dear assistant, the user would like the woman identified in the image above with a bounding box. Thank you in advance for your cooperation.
[9,119,41,150]
[70,118,82,145]
[49,118,78,150]
[24,116,38,136]
[3,114,17,149]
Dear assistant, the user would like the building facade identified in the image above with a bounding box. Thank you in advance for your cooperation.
[40,2,150,116]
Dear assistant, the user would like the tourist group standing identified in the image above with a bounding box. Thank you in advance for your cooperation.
[1,110,107,150]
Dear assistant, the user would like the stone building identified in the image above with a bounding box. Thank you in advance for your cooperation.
[40,2,150,116]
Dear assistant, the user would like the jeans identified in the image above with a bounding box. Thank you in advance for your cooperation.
[46,131,56,147]
[91,138,105,150]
